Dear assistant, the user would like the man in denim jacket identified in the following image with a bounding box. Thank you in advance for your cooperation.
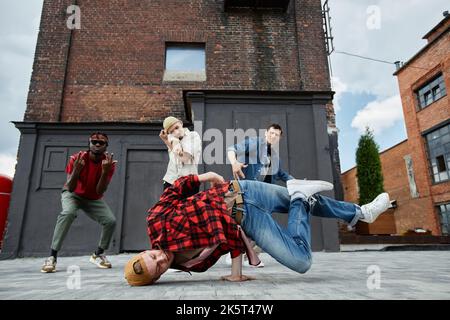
[227,124,294,267]
[227,123,294,184]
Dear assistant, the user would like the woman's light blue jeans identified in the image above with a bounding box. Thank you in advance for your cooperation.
[238,180,362,274]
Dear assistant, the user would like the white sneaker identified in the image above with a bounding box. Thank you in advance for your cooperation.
[89,253,112,269]
[287,179,334,199]
[41,256,56,273]
[359,193,391,224]
[247,259,265,268]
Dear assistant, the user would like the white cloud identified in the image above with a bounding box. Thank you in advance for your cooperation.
[0,153,16,178]
[0,1,43,158]
[331,76,348,112]
[326,0,449,99]
[351,95,403,135]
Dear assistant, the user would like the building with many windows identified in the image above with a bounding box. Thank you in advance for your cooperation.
[341,12,450,236]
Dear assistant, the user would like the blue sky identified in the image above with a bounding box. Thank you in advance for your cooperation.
[326,0,448,171]
[0,0,449,176]
[336,91,408,172]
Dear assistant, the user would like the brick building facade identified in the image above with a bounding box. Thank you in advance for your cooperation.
[2,0,342,258]
[25,0,331,123]
[341,13,450,236]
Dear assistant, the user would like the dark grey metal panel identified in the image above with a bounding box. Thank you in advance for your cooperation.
[2,90,340,259]
[120,148,168,251]
[190,92,339,252]
[312,105,340,252]
[233,110,289,176]
[1,123,166,258]
[285,108,324,251]
[19,138,116,256]
[0,129,38,259]
[230,109,290,233]
[20,141,95,256]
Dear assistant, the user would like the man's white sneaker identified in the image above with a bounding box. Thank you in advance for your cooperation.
[287,179,334,199]
[248,259,265,268]
[359,193,391,224]
[89,253,112,269]
[41,256,56,273]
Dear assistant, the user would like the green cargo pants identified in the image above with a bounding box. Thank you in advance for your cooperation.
[50,190,116,252]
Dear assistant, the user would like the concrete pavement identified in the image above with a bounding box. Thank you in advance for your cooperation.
[0,251,449,300]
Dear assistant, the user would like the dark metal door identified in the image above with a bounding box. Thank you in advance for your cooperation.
[120,149,168,251]
[203,106,291,224]
[197,99,334,251]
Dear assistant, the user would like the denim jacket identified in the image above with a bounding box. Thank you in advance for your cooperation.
[227,136,293,183]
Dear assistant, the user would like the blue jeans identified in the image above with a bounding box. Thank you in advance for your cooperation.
[238,180,361,274]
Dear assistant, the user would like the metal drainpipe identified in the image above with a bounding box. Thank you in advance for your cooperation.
[58,0,78,122]
[292,0,304,91]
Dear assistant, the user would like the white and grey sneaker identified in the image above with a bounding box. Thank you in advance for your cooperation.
[359,193,391,224]
[89,253,112,269]
[287,179,334,200]
[243,253,265,268]
[41,256,56,273]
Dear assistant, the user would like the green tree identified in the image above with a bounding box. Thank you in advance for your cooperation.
[356,127,384,205]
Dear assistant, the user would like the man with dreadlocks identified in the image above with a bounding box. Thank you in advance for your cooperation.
[41,132,118,273]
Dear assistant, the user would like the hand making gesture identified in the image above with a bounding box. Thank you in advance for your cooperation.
[102,152,117,173]
[73,151,86,173]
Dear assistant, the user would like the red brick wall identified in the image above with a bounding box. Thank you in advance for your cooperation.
[24,0,332,123]
[341,167,358,204]
[396,22,450,234]
[343,21,450,236]
[341,140,439,235]
[424,16,449,43]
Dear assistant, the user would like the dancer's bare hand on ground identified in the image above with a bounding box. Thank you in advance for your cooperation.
[231,161,247,180]
[220,274,255,282]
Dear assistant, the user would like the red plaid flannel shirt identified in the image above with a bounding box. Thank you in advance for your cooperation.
[147,175,245,272]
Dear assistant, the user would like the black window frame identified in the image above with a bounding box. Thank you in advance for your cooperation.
[425,123,450,184]
[437,203,450,236]
[416,73,447,110]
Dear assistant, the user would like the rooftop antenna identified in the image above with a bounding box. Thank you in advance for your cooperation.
[394,61,404,71]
